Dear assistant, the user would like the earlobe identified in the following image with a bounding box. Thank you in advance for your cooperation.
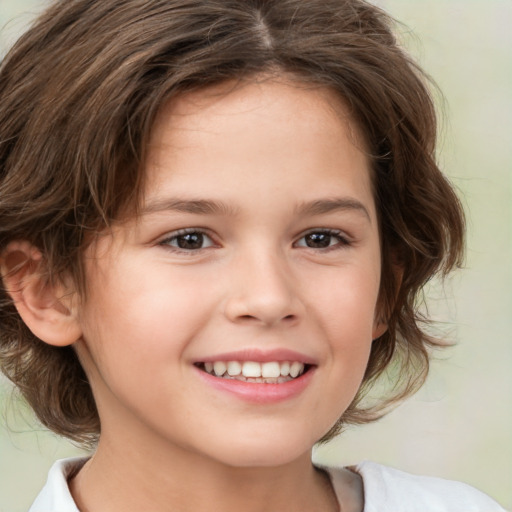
[1,241,82,347]
[372,320,388,340]
[372,261,403,341]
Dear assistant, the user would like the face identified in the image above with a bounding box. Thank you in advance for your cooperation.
[74,79,383,468]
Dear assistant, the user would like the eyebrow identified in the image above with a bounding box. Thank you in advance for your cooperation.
[141,198,239,216]
[295,197,371,221]
[141,196,371,221]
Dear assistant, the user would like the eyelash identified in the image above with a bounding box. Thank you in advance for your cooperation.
[158,228,352,253]
[158,228,217,254]
[294,229,352,251]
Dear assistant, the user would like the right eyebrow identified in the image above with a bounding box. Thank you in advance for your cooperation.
[140,197,239,216]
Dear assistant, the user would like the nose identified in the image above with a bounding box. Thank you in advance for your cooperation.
[223,248,302,327]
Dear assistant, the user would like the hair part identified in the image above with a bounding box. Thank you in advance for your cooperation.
[0,0,465,446]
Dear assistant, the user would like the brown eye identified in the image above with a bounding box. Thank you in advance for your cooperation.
[295,230,350,250]
[162,230,214,251]
[176,233,204,249]
[304,232,333,248]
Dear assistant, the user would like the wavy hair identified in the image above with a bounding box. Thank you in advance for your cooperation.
[0,0,464,446]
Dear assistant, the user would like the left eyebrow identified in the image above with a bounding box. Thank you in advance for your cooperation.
[295,197,372,222]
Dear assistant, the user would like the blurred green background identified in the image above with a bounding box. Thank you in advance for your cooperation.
[1,0,511,510]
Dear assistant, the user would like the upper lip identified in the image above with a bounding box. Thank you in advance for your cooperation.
[195,348,318,365]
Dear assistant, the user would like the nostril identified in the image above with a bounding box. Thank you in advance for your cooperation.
[231,313,298,327]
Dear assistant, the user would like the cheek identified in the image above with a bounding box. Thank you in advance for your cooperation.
[306,260,380,399]
[78,260,217,368]
[309,262,381,333]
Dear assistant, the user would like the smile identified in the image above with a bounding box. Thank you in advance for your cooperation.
[196,361,308,383]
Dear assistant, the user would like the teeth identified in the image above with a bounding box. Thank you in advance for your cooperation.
[280,361,290,376]
[242,361,261,378]
[213,361,226,376]
[290,361,302,378]
[261,362,280,378]
[202,360,306,381]
[227,361,242,376]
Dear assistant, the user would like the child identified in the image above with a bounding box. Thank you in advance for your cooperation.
[0,0,506,510]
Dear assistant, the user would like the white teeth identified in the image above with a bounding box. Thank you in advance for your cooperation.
[290,362,304,378]
[280,361,290,376]
[242,361,261,378]
[261,362,281,378]
[213,361,227,376]
[227,361,242,376]
[203,360,308,381]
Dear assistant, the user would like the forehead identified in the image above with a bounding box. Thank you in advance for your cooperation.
[149,77,367,158]
[141,78,374,220]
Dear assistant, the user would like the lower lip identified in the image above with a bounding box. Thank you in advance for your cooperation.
[195,367,315,404]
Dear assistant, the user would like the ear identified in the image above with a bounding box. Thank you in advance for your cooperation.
[372,318,388,340]
[372,262,404,341]
[0,241,82,347]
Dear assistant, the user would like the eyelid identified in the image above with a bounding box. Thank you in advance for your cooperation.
[293,228,352,249]
[158,227,218,252]
[155,227,353,253]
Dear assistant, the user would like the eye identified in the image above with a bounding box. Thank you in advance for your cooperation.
[160,230,215,251]
[295,230,350,249]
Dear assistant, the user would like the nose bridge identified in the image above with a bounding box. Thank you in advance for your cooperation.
[224,241,300,326]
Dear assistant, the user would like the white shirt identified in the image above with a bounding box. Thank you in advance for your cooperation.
[29,457,507,512]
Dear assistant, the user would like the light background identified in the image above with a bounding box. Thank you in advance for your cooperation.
[0,0,510,510]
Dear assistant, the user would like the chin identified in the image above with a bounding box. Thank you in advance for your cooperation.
[203,432,320,469]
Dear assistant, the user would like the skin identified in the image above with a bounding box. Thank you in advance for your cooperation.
[5,78,385,511]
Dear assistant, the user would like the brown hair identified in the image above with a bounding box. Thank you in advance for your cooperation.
[0,0,464,446]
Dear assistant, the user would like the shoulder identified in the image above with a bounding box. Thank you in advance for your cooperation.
[29,457,87,512]
[345,461,507,512]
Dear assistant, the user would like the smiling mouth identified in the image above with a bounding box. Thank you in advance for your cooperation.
[195,361,311,384]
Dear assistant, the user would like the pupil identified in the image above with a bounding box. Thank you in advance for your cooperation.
[306,233,330,248]
[177,233,203,249]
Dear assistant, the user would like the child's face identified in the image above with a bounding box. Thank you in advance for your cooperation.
[75,79,383,467]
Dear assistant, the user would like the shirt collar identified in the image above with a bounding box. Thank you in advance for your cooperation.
[29,457,88,512]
